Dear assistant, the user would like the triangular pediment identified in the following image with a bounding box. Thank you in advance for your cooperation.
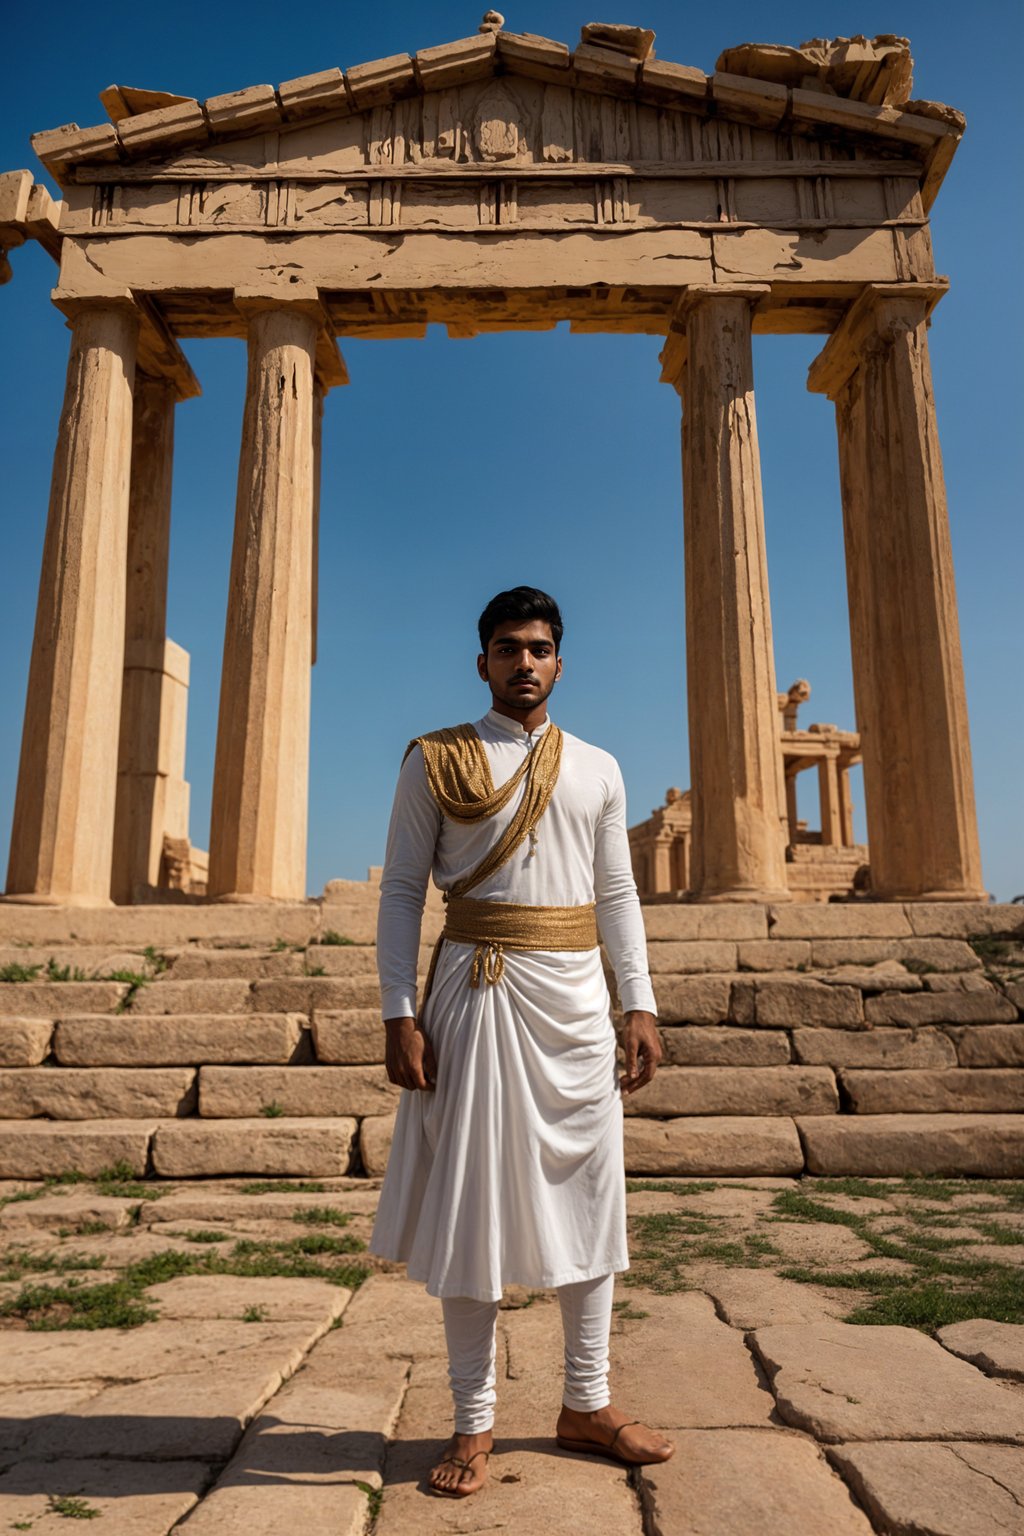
[29,25,963,211]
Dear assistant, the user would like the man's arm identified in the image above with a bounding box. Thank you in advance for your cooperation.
[377,744,442,1091]
[593,760,662,1094]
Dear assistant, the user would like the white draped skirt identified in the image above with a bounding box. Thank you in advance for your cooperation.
[368,939,629,1302]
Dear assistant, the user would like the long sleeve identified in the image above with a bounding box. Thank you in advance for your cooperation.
[376,745,442,1019]
[593,761,657,1016]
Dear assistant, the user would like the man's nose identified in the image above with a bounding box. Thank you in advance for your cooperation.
[514,651,534,673]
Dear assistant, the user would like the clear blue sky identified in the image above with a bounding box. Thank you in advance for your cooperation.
[2,2,1021,900]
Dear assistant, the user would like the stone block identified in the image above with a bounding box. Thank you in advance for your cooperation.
[652,975,732,1024]
[198,1065,399,1118]
[659,1026,790,1067]
[827,1441,1024,1536]
[625,1066,837,1117]
[751,1319,1024,1442]
[345,53,416,109]
[167,948,306,979]
[952,1024,1024,1066]
[736,940,811,971]
[865,990,1017,1026]
[311,1009,384,1064]
[813,960,922,992]
[0,1018,52,1065]
[133,978,254,1013]
[359,1114,395,1177]
[923,972,1005,993]
[0,980,126,1016]
[767,904,913,939]
[905,902,1024,938]
[754,977,864,1027]
[0,1192,138,1231]
[810,937,982,970]
[623,1116,804,1176]
[0,1119,154,1178]
[643,904,768,941]
[937,1320,1024,1381]
[204,84,281,135]
[152,1117,357,1176]
[797,1112,1024,1176]
[792,1027,956,1069]
[251,976,381,1012]
[146,1275,351,1323]
[638,1428,875,1536]
[278,68,350,120]
[54,1013,304,1066]
[117,101,209,155]
[645,941,737,973]
[729,978,757,1024]
[841,1067,1024,1114]
[0,1066,195,1119]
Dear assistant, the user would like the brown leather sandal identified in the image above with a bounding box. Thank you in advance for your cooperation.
[428,1447,491,1498]
[556,1420,672,1467]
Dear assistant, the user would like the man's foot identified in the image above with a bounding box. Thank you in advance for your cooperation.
[428,1431,494,1497]
[556,1404,674,1466]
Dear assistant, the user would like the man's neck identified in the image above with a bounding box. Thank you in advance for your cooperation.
[489,697,549,735]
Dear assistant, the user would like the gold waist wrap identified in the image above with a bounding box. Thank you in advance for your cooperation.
[422,896,599,1005]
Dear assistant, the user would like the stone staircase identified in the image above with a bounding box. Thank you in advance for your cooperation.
[1,895,1022,1181]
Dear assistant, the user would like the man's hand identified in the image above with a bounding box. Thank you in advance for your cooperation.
[384,1016,437,1092]
[619,1010,662,1095]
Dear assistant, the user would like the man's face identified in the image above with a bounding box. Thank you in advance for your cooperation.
[477,619,562,714]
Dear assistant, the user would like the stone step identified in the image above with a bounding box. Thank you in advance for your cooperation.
[624,1065,838,1117]
[152,1117,358,1177]
[198,1065,399,1118]
[52,1013,307,1066]
[0,1118,156,1177]
[311,1009,385,1064]
[624,1115,804,1176]
[795,1111,1024,1176]
[0,1066,196,1119]
[840,1067,1024,1114]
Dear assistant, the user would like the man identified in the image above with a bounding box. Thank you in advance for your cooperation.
[369,586,673,1498]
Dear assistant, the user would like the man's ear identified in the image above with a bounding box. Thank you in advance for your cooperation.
[555,655,563,681]
[477,652,488,682]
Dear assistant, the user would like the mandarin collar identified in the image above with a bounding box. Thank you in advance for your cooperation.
[481,707,551,741]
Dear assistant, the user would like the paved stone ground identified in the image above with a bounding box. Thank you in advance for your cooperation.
[0,1173,1022,1534]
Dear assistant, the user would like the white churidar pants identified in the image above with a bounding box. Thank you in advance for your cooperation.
[441,1272,615,1433]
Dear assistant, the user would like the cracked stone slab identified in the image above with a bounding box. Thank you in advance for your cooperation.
[608,1290,774,1428]
[0,1385,103,1458]
[828,1441,1024,1535]
[0,1458,210,1534]
[138,1188,381,1224]
[700,1270,847,1329]
[938,1321,1024,1382]
[145,1275,354,1322]
[751,1321,1024,1442]
[638,1427,874,1534]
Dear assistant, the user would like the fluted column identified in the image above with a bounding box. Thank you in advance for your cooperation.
[662,286,791,902]
[4,298,138,906]
[207,290,346,903]
[809,283,985,899]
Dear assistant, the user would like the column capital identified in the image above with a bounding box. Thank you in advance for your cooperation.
[659,284,771,387]
[51,285,140,321]
[234,286,348,393]
[807,280,949,400]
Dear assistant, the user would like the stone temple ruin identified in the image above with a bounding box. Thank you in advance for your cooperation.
[0,21,1020,1184]
[629,679,869,902]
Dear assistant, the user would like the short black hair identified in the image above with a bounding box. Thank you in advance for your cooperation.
[478,586,564,654]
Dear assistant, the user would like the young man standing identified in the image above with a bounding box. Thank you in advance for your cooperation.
[369,586,673,1497]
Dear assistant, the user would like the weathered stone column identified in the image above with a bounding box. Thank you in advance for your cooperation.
[818,749,843,847]
[208,292,344,902]
[662,287,791,902]
[112,373,183,903]
[4,297,139,906]
[808,283,985,900]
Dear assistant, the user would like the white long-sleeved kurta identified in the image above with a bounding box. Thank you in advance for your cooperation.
[369,707,657,1301]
